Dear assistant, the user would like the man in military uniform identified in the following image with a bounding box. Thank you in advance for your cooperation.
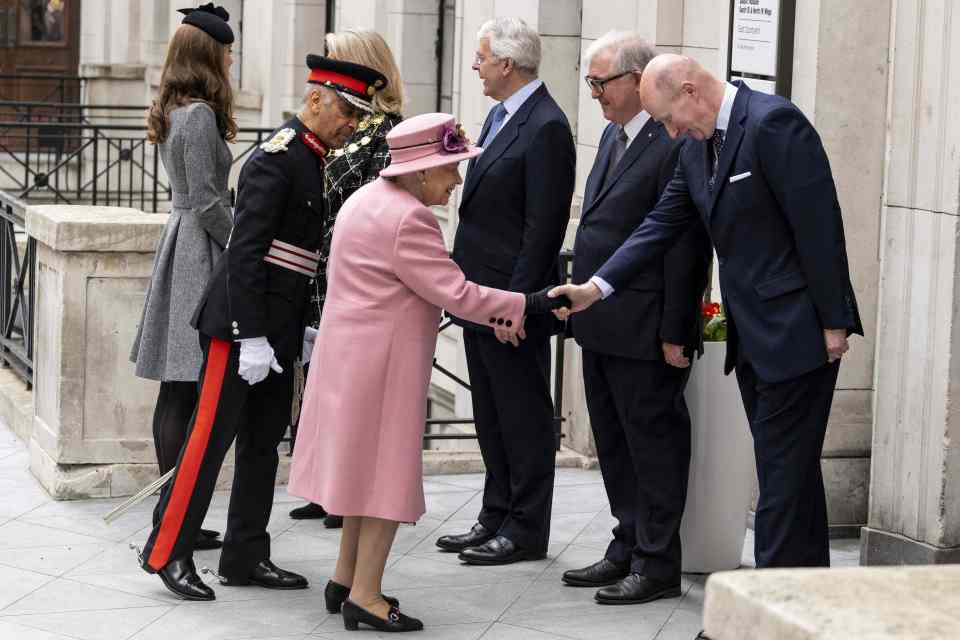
[138,55,387,602]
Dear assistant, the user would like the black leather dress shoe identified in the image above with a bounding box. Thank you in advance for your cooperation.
[342,599,423,632]
[324,514,344,529]
[595,573,681,605]
[562,558,630,587]
[458,535,545,566]
[435,522,494,552]
[289,503,328,520]
[158,557,215,601]
[194,531,222,550]
[220,559,308,590]
[324,580,399,614]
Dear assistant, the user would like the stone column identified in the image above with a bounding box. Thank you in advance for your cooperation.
[862,0,960,564]
[26,205,166,499]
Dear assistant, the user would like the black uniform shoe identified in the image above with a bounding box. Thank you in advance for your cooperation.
[289,503,328,520]
[324,580,399,614]
[435,522,494,552]
[324,514,344,529]
[220,559,309,590]
[458,535,545,566]
[158,557,215,601]
[342,599,423,632]
[194,531,222,550]
[562,558,630,587]
[595,573,681,605]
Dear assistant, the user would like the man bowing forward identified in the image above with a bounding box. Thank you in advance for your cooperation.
[553,54,862,570]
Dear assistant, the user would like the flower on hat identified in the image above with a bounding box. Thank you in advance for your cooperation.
[441,123,470,153]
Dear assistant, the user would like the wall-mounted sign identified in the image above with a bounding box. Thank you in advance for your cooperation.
[726,0,796,98]
[731,0,779,77]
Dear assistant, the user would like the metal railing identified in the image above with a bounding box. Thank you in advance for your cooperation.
[420,250,573,450]
[0,190,34,385]
[0,74,85,105]
[0,117,273,212]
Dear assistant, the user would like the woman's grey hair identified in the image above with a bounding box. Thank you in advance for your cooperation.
[584,30,657,75]
[477,17,541,75]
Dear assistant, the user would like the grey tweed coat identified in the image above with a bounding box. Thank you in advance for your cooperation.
[130,102,233,381]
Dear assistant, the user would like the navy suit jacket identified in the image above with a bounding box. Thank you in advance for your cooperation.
[571,119,710,360]
[596,82,863,383]
[450,84,576,338]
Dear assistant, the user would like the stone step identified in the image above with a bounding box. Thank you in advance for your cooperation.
[704,565,960,639]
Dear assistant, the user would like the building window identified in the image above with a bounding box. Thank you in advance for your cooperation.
[22,0,66,44]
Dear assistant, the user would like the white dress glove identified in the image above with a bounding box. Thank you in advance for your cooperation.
[237,337,283,385]
[302,326,319,364]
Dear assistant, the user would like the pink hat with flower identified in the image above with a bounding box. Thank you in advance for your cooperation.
[379,112,481,177]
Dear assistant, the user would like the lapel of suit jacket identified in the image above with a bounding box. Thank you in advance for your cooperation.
[707,83,751,217]
[587,117,662,214]
[460,85,547,207]
[582,124,615,215]
[465,110,495,181]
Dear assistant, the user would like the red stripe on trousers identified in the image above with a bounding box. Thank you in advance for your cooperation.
[147,338,231,570]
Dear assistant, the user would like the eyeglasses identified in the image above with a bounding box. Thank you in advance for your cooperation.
[473,52,500,66]
[584,71,635,95]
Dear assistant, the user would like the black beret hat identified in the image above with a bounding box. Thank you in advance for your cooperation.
[305,54,388,114]
[178,3,234,45]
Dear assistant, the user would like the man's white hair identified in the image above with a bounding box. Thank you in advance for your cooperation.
[477,17,541,75]
[584,30,657,75]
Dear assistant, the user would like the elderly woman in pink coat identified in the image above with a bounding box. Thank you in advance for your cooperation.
[289,113,564,632]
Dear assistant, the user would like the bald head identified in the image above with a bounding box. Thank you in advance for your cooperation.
[637,54,725,141]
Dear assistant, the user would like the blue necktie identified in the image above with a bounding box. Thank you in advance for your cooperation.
[482,103,507,146]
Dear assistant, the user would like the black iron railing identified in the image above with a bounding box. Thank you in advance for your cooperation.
[419,250,573,449]
[0,118,273,212]
[0,74,85,105]
[0,190,34,385]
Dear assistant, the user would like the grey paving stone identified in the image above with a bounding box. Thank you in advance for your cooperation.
[4,606,172,640]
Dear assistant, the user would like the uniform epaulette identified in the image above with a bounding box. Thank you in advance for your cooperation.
[260,128,297,153]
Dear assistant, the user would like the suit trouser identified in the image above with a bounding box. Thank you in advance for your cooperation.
[463,329,556,552]
[141,335,293,578]
[582,350,691,582]
[735,359,840,568]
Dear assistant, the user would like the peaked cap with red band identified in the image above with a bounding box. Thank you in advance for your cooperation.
[306,54,387,115]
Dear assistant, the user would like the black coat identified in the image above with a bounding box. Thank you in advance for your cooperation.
[571,119,710,360]
[192,116,327,365]
[596,82,863,382]
[450,84,576,338]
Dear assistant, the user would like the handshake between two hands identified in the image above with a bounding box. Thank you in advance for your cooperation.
[494,286,575,347]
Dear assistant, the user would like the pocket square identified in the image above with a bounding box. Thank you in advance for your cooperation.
[729,171,752,183]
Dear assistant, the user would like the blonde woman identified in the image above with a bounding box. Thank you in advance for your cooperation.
[289,29,406,528]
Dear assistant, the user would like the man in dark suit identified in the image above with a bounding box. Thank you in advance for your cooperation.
[434,17,575,565]
[560,34,710,605]
[552,54,862,570]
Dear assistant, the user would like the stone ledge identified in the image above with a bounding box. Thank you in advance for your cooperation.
[861,526,960,565]
[79,63,147,80]
[27,205,166,253]
[704,565,960,639]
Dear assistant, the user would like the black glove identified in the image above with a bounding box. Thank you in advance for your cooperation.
[524,287,572,314]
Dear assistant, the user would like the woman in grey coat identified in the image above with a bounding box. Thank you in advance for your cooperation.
[130,6,237,550]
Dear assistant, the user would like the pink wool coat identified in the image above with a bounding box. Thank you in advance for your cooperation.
[288,177,525,523]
